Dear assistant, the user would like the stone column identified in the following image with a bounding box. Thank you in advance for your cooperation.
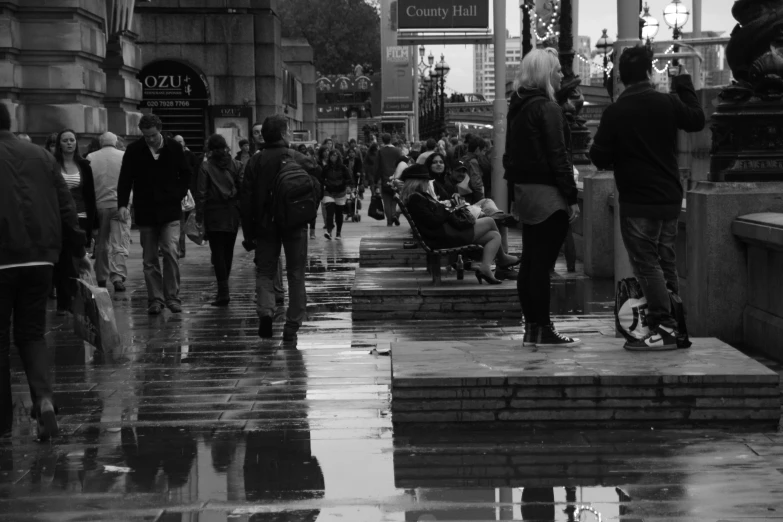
[491,0,509,213]
[252,0,283,122]
[282,38,317,138]
[0,0,108,142]
[582,171,615,278]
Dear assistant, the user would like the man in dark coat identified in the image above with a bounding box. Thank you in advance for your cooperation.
[0,102,91,440]
[590,45,705,351]
[241,115,318,342]
[118,113,191,315]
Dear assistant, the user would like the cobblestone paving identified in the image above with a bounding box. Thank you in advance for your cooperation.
[3,217,783,521]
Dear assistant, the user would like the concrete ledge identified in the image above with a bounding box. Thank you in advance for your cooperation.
[733,212,783,251]
[744,305,783,363]
[390,338,780,428]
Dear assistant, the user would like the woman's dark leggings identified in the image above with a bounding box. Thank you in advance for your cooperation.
[325,202,344,235]
[207,229,238,282]
[517,210,569,325]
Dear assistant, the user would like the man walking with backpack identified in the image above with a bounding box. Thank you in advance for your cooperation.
[590,46,704,351]
[242,115,320,342]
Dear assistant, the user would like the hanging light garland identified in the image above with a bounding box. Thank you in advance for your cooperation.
[523,0,561,42]
[651,45,676,73]
[576,52,614,74]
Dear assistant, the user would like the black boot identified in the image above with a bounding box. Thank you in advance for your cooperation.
[211,280,230,307]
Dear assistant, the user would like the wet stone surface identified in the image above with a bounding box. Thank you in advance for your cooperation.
[2,216,783,521]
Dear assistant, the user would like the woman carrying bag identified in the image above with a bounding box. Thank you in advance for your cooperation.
[196,134,243,306]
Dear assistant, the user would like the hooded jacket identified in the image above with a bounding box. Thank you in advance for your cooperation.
[196,154,243,233]
[504,88,578,205]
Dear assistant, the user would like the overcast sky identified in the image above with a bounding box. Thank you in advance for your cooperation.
[422,0,737,94]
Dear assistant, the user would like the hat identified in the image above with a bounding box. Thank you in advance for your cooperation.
[399,163,430,181]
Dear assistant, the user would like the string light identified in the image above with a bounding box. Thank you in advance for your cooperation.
[576,52,614,73]
[524,0,561,42]
[651,45,676,73]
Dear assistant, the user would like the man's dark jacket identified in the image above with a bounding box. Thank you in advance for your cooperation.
[504,88,578,205]
[241,141,317,239]
[117,136,191,226]
[590,75,705,219]
[0,130,85,265]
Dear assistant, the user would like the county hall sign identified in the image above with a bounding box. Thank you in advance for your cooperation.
[397,0,489,30]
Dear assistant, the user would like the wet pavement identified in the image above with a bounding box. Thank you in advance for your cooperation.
[3,216,783,521]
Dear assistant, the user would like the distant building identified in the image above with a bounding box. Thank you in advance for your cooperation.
[574,36,592,86]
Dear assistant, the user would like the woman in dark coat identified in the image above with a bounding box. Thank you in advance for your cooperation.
[506,48,580,347]
[344,147,364,193]
[53,129,97,314]
[321,150,353,240]
[399,165,518,284]
[196,134,243,306]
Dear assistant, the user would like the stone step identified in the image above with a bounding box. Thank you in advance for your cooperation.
[390,338,780,428]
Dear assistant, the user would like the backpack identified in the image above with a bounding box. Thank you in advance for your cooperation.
[270,155,322,229]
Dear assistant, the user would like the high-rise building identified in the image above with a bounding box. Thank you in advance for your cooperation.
[574,36,592,86]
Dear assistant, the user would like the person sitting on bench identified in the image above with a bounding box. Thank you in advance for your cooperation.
[399,164,520,285]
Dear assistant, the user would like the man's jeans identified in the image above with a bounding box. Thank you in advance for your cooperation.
[95,207,130,284]
[139,221,181,307]
[255,226,308,329]
[0,265,55,431]
[620,215,679,330]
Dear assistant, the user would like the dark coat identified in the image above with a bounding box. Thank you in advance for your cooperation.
[590,76,705,220]
[376,145,405,187]
[117,136,191,226]
[0,131,86,265]
[405,192,473,248]
[196,156,243,233]
[344,155,363,186]
[322,162,353,195]
[504,88,578,205]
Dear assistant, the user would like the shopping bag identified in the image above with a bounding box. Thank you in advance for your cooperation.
[615,277,692,347]
[368,194,385,221]
[72,278,121,352]
[185,212,205,245]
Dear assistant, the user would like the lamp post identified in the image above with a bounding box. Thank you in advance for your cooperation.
[640,2,660,46]
[417,48,435,139]
[664,0,690,65]
[595,29,614,102]
[433,53,450,138]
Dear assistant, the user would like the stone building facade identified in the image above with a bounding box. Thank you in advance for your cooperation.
[0,0,316,153]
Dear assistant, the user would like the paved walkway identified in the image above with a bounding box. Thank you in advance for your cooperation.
[3,216,783,521]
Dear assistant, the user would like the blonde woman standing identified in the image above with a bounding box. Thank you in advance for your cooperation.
[506,48,580,347]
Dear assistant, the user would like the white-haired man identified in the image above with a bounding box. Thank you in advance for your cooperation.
[87,132,129,291]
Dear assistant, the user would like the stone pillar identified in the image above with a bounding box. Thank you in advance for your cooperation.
[252,0,283,122]
[0,0,108,142]
[282,37,317,137]
[102,33,143,139]
[491,0,508,213]
[686,182,783,343]
[582,171,615,278]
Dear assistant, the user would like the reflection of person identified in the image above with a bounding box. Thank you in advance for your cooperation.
[507,49,580,347]
[0,103,90,440]
[399,165,519,285]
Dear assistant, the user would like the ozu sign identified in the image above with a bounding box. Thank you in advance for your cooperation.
[397,0,489,30]
[139,60,210,100]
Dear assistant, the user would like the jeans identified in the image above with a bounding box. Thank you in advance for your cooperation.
[139,221,181,307]
[208,229,238,282]
[517,210,569,325]
[95,207,130,284]
[381,191,399,225]
[0,265,55,431]
[255,226,308,330]
[325,202,344,235]
[620,215,679,330]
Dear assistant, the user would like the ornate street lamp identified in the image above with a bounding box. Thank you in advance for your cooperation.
[434,54,450,137]
[640,2,660,45]
[664,0,690,65]
[595,29,614,101]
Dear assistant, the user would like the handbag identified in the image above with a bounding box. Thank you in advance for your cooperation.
[72,277,121,352]
[181,190,195,212]
[447,205,476,230]
[368,194,385,220]
[185,212,206,245]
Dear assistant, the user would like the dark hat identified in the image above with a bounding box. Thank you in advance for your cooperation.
[399,163,430,181]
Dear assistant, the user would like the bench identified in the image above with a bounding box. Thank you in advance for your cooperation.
[394,194,483,286]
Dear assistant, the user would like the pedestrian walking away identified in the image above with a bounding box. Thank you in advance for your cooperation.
[376,133,406,226]
[241,114,321,342]
[117,113,191,315]
[87,132,130,292]
[0,102,92,440]
[590,45,705,351]
[196,134,243,307]
[506,48,581,348]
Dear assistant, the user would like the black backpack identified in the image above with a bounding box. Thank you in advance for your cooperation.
[270,155,322,229]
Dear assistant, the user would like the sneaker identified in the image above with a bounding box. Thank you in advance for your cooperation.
[167,302,182,313]
[624,325,678,351]
[534,323,581,347]
[147,303,163,315]
[335,232,341,240]
[309,231,316,240]
[112,280,126,292]
[522,323,537,347]
[258,316,273,338]
[324,231,332,240]
[36,398,58,442]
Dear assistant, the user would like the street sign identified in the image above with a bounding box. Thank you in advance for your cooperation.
[397,0,490,30]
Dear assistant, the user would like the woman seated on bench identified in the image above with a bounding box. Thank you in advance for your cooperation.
[425,152,517,227]
[400,164,520,285]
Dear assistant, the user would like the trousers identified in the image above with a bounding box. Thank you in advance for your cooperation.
[255,226,308,329]
[95,207,130,284]
[139,221,181,307]
[208,229,238,282]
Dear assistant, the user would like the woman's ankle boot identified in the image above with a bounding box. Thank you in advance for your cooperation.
[211,280,230,307]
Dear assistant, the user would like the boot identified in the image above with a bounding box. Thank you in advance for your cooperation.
[211,280,230,307]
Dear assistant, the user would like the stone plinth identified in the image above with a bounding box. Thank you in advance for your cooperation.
[581,170,614,278]
[390,339,780,428]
